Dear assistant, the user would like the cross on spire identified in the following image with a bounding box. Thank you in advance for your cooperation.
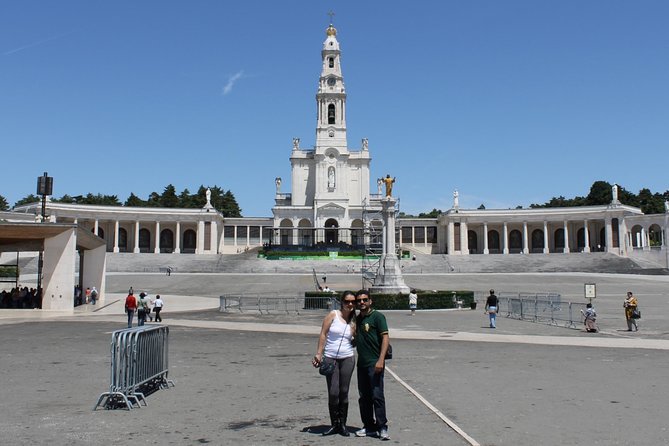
[327,10,335,24]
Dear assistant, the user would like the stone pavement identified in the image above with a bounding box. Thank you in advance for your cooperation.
[1,272,668,445]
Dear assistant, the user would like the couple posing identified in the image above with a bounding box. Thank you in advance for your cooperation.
[312,290,390,441]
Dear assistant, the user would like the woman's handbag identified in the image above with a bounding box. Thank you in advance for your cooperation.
[632,309,641,319]
[319,358,336,376]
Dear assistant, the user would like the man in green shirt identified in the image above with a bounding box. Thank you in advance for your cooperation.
[354,290,390,441]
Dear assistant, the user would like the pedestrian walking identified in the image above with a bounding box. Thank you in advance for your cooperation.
[485,289,498,328]
[624,291,639,331]
[153,295,164,322]
[581,303,598,333]
[125,292,137,328]
[408,289,418,315]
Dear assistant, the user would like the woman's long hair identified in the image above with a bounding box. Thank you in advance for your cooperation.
[340,290,356,334]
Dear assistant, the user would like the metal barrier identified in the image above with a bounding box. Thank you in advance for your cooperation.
[219,293,339,314]
[94,325,174,410]
[492,292,588,329]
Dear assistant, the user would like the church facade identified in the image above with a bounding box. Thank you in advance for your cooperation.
[7,24,669,267]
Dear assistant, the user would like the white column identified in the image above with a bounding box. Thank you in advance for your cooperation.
[411,227,415,245]
[94,219,99,236]
[543,221,549,254]
[246,225,250,246]
[460,221,468,255]
[447,221,455,255]
[483,223,489,254]
[154,221,160,253]
[133,221,140,253]
[113,220,120,253]
[174,222,181,253]
[522,222,529,254]
[503,223,509,254]
[605,218,613,253]
[196,221,205,254]
[211,221,218,253]
[641,227,647,249]
[234,225,238,247]
[424,226,428,247]
[563,221,570,253]
[583,220,590,252]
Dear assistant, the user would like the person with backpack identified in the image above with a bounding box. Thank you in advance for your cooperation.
[90,287,98,305]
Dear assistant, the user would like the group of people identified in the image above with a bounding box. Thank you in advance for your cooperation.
[0,286,41,309]
[74,285,98,306]
[124,288,163,328]
[312,290,391,441]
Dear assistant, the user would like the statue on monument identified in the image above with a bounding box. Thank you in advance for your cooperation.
[377,178,383,195]
[382,174,395,197]
[612,183,619,203]
[453,190,459,208]
[292,137,300,150]
[275,177,282,194]
[361,138,368,151]
[665,200,669,213]
[205,188,212,207]
[327,166,335,189]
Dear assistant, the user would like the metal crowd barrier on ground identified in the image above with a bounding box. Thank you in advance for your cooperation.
[94,325,175,411]
[490,292,587,329]
[219,293,339,314]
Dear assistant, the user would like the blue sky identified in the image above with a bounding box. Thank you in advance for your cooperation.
[2,1,668,216]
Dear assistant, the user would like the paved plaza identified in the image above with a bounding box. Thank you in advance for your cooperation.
[1,271,668,445]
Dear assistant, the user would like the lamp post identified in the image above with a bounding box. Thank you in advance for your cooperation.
[36,172,53,301]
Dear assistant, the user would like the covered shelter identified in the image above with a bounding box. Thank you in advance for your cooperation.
[0,222,106,310]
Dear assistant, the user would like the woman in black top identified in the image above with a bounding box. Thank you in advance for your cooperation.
[485,289,498,328]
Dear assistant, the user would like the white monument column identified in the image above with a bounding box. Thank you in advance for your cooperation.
[563,221,570,253]
[583,220,590,253]
[460,221,468,255]
[503,223,509,254]
[133,221,140,253]
[447,220,455,255]
[543,221,549,254]
[197,221,205,254]
[483,223,489,254]
[605,218,613,253]
[154,221,161,253]
[174,221,181,253]
[211,221,218,253]
[522,222,529,254]
[113,220,120,253]
[94,219,99,236]
[369,197,409,294]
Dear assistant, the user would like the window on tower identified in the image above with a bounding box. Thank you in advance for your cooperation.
[328,104,336,124]
[328,57,334,68]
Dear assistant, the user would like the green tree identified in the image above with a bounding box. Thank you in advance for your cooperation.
[124,192,146,207]
[160,184,180,207]
[178,188,193,208]
[146,192,161,207]
[417,208,442,218]
[14,194,40,207]
[585,181,612,205]
[219,190,242,217]
[0,195,8,211]
[52,194,76,204]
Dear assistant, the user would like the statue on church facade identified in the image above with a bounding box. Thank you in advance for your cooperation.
[612,183,620,203]
[377,178,383,195]
[205,188,212,207]
[292,138,300,150]
[382,174,395,197]
[665,200,669,213]
[453,190,459,209]
[275,177,282,194]
[362,138,368,151]
[327,166,335,189]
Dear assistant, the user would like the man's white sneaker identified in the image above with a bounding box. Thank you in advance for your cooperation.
[379,427,390,440]
[355,428,378,438]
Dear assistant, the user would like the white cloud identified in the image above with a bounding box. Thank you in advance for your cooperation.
[222,70,244,95]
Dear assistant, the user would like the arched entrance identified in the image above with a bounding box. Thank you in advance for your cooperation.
[160,229,174,253]
[531,229,544,252]
[183,229,196,253]
[467,230,478,254]
[554,228,565,250]
[488,230,500,253]
[509,230,522,252]
[118,228,128,252]
[139,228,151,253]
[324,218,339,245]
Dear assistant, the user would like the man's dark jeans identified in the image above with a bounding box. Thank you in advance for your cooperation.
[357,365,387,431]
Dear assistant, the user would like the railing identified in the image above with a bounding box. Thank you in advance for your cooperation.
[219,293,338,314]
[490,292,587,329]
[94,325,174,410]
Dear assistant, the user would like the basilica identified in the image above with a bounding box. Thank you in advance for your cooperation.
[6,24,669,269]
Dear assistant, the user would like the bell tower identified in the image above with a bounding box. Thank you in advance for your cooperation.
[315,24,348,153]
